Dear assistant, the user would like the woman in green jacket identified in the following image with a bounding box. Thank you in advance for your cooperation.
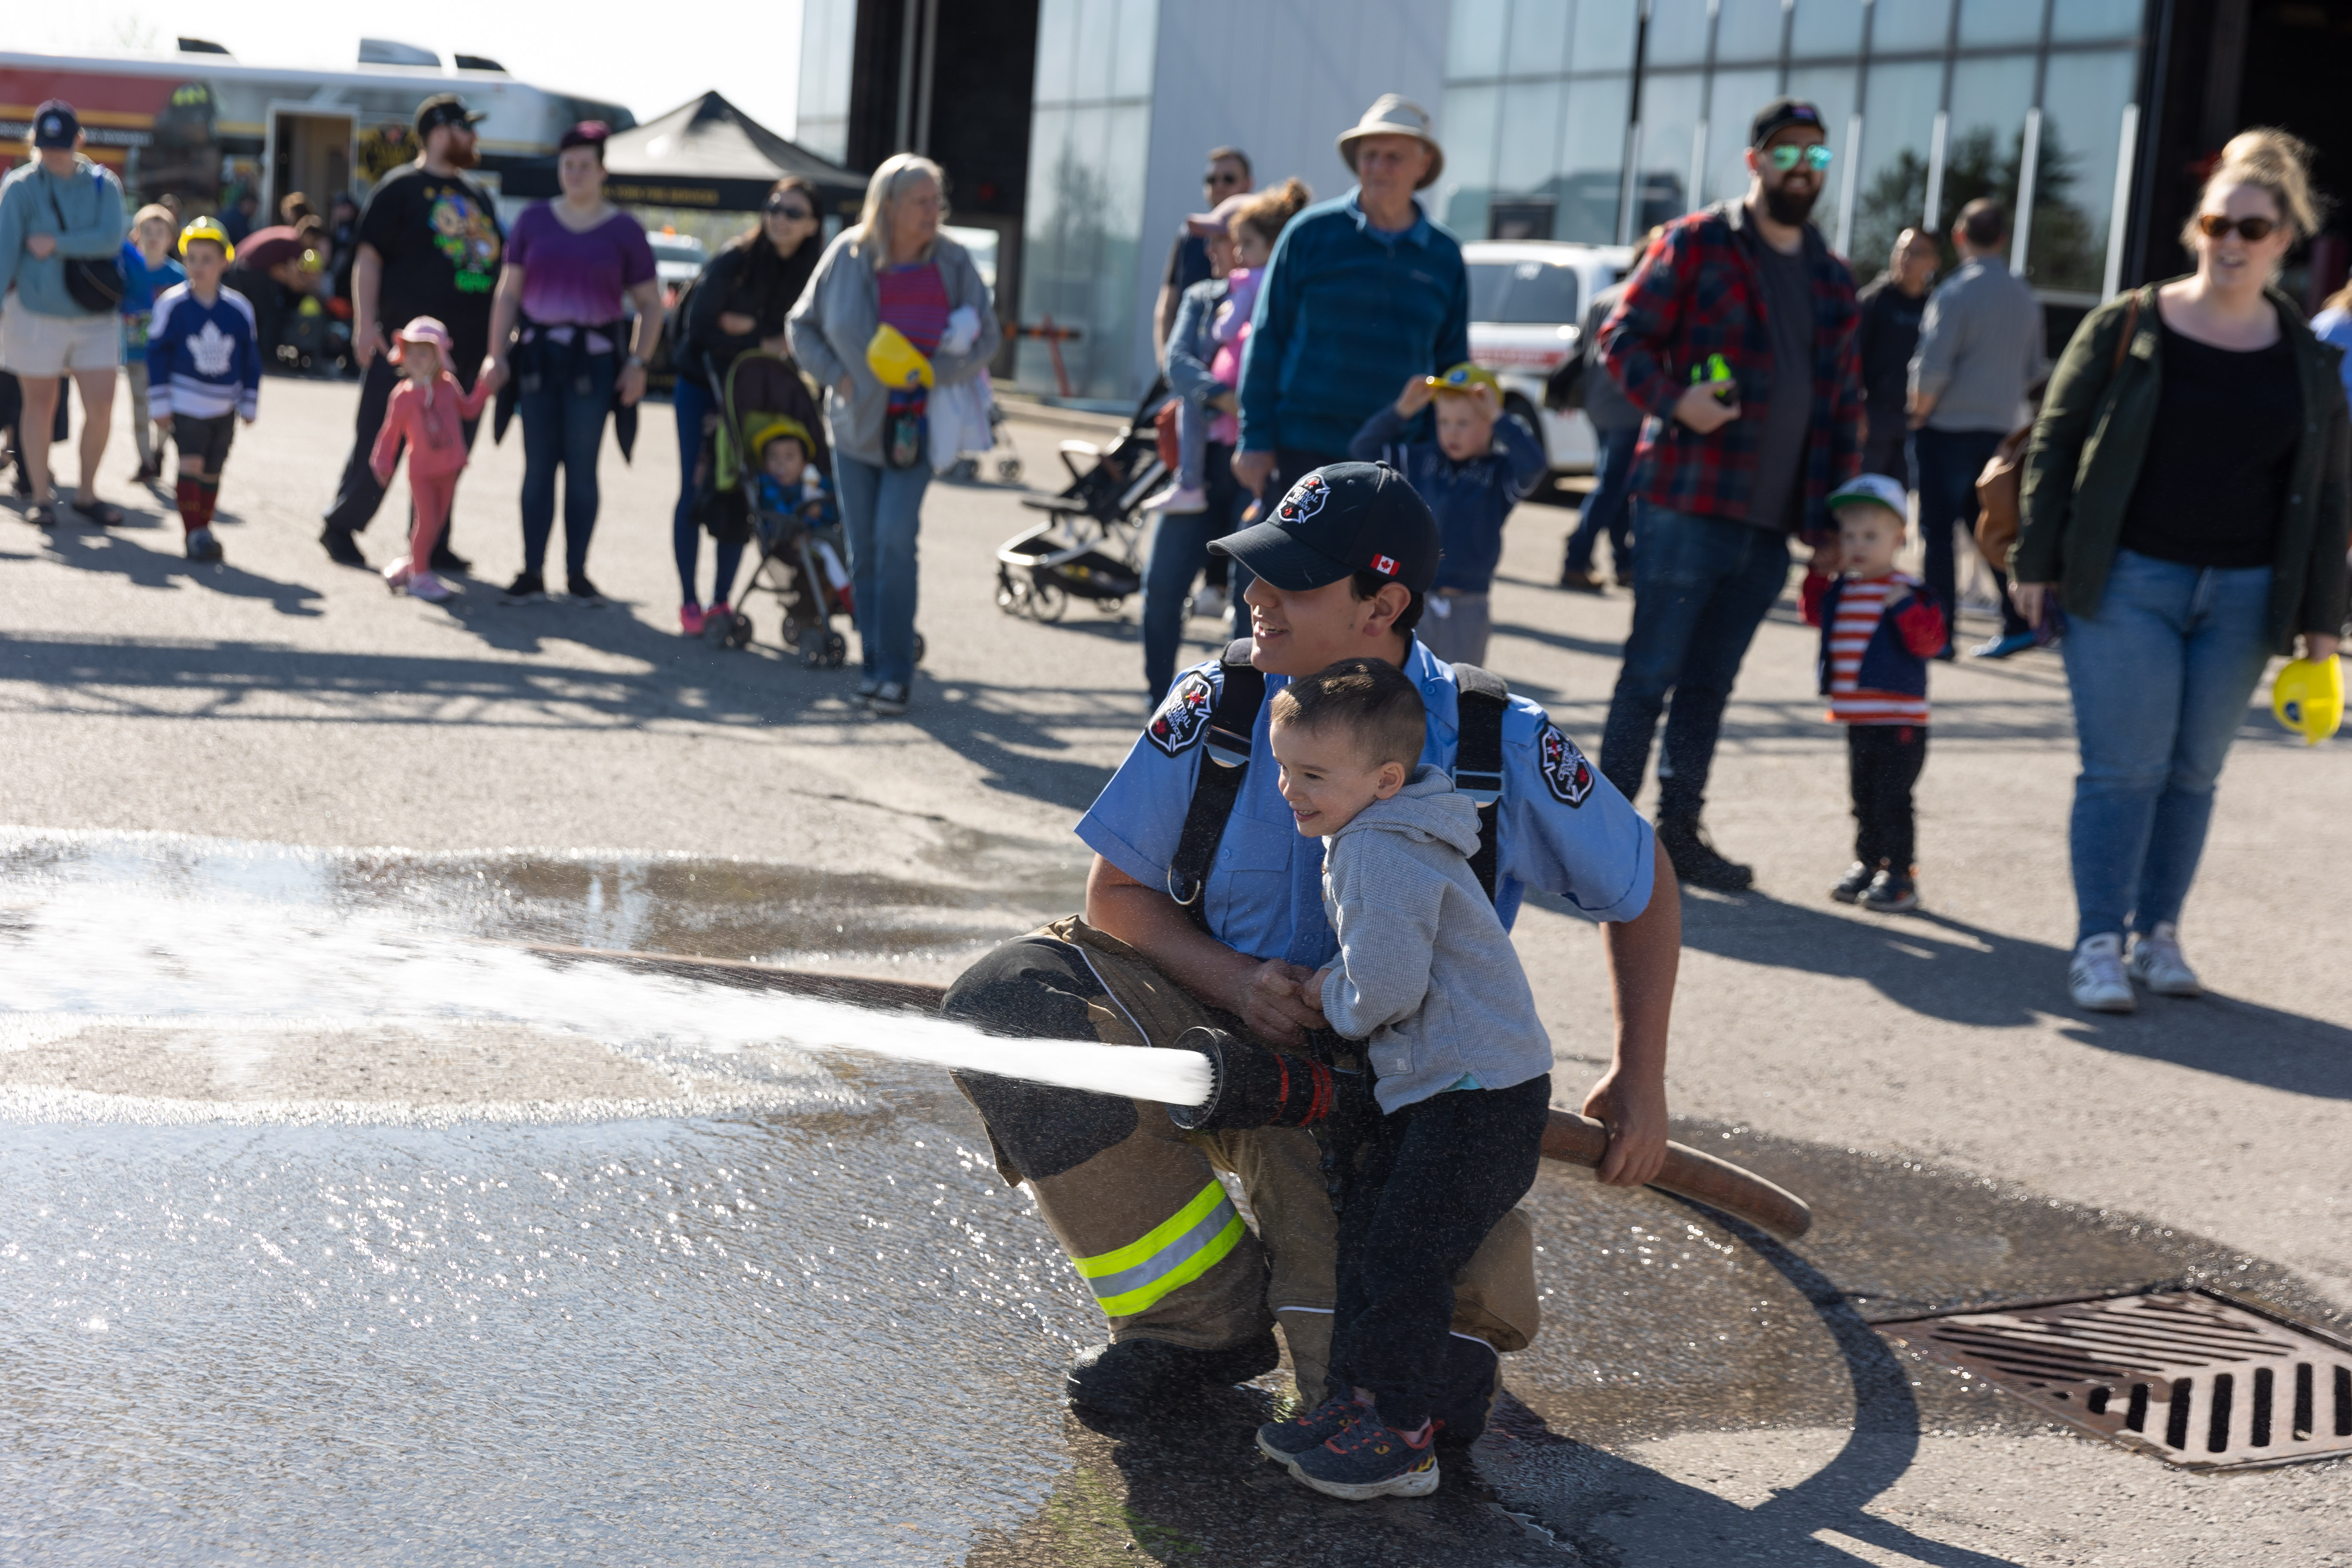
[2013,128,2348,1015]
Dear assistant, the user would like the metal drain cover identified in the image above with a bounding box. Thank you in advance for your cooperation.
[1885,1290,2352,1470]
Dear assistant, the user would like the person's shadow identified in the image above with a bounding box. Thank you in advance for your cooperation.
[20,512,324,617]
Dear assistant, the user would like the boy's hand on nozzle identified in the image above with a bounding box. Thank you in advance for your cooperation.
[1582,1067,1669,1188]
[1231,958,1329,1048]
[1393,376,1435,419]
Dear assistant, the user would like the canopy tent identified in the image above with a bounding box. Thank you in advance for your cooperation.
[502,92,865,217]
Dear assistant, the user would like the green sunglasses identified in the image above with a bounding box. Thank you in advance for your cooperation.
[1764,144,1834,172]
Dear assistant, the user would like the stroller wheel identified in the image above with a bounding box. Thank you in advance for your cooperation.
[912,631,926,665]
[1094,596,1125,616]
[823,630,848,669]
[725,613,754,649]
[1029,577,1067,622]
[996,567,1026,615]
[997,456,1023,483]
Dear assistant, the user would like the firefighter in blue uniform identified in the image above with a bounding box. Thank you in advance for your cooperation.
[943,461,1681,1435]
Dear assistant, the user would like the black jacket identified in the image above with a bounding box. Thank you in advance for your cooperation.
[1855,273,1928,426]
[683,236,819,384]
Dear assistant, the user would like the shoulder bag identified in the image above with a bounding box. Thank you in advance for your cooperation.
[1975,292,2139,568]
[46,171,127,314]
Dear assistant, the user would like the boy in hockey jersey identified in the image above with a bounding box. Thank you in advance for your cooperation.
[145,219,261,562]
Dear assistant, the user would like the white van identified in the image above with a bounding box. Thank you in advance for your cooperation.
[1463,240,1637,479]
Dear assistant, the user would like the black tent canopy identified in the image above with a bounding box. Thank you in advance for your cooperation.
[503,92,866,216]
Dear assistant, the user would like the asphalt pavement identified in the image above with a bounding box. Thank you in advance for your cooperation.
[1,374,2346,1565]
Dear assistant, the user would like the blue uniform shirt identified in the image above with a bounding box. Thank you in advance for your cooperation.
[1077,637,1655,968]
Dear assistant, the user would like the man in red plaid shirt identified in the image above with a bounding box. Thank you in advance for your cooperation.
[1595,96,1865,891]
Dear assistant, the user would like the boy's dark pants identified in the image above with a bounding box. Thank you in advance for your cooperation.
[1329,1073,1552,1430]
[1848,723,1927,868]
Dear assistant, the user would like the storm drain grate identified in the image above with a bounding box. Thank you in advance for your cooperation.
[1883,1290,2352,1470]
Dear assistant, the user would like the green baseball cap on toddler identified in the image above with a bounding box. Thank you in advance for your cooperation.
[1827,473,1908,518]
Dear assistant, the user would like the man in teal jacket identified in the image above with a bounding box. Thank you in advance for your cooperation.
[1234,96,1468,507]
[0,101,129,527]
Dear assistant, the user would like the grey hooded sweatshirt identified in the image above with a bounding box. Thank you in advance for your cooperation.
[1317,766,1553,1114]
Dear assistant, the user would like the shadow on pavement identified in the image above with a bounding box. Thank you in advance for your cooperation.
[1666,889,2352,1097]
[7,514,324,617]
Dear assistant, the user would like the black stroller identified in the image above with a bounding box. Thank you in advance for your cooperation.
[993,380,1169,622]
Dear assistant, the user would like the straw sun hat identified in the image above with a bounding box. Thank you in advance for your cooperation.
[1335,95,1444,188]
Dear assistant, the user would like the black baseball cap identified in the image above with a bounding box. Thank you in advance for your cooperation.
[414,93,485,136]
[1750,97,1825,148]
[1210,462,1439,594]
[31,100,79,149]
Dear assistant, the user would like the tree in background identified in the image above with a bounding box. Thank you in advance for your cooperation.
[1851,126,2096,292]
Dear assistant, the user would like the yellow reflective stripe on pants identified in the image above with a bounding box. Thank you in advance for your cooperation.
[1072,1179,1246,1319]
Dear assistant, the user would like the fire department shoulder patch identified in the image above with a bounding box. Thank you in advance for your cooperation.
[1147,670,1216,756]
[1537,723,1594,806]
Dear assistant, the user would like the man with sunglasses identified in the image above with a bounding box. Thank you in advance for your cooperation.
[1594,97,1863,892]
[1153,147,1251,360]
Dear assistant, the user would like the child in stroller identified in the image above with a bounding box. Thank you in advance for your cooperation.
[709,413,855,665]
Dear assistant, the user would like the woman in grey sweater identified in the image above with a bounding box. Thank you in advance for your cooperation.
[787,154,998,714]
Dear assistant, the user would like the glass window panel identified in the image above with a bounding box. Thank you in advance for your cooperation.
[1075,0,1118,100]
[1790,0,1864,57]
[1571,0,1642,71]
[2030,48,2138,293]
[1958,0,2044,47]
[1017,101,1155,399]
[1498,79,1568,193]
[1439,83,1503,237]
[1706,68,1781,205]
[1851,59,1945,272]
[2050,0,2141,42]
[1716,0,1788,61]
[1647,0,1713,67]
[1785,62,1858,248]
[1450,0,1511,80]
[1109,0,1162,100]
[1469,257,1584,322]
[1870,0,1951,53]
[1559,74,1632,241]
[1032,0,1080,104]
[1638,71,1706,220]
[1507,0,1574,74]
[1943,54,2035,235]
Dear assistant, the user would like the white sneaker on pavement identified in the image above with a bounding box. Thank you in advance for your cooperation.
[1142,483,1207,515]
[2127,922,2202,998]
[2068,932,2136,1014]
[1190,585,1227,621]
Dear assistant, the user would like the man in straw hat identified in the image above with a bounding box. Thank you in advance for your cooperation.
[1233,96,1468,511]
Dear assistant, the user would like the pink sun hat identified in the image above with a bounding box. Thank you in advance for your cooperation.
[389,316,455,364]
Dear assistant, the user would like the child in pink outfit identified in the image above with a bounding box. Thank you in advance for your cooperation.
[369,316,494,602]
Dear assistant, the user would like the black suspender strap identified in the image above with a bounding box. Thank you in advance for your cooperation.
[1451,661,1509,906]
[1167,639,1266,931]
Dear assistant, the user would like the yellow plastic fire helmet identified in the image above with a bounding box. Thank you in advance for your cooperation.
[177,217,234,262]
[865,324,934,391]
[2271,656,2343,746]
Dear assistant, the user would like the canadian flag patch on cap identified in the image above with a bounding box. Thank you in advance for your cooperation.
[1369,553,1399,576]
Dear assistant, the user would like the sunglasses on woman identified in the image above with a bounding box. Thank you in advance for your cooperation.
[765,200,813,220]
[1764,144,1834,172]
[2195,213,2278,241]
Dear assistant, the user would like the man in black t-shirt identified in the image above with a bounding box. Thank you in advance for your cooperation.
[320,93,505,570]
[1853,228,1936,486]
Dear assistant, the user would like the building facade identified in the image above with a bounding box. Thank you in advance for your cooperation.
[798,0,2351,403]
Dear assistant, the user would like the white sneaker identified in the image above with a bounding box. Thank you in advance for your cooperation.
[1190,585,1227,621]
[1142,483,1207,515]
[2127,922,2202,998]
[2068,933,2136,1014]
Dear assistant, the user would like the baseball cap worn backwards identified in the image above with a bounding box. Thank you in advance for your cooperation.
[1211,462,1439,594]
[32,100,79,149]
[414,93,484,136]
[1750,96,1825,148]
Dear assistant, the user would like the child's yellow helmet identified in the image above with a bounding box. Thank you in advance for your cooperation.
[865,324,934,391]
[1423,361,1501,397]
[2271,656,2343,746]
[178,217,234,262]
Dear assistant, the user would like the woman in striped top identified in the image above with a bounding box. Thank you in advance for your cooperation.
[1800,475,1948,912]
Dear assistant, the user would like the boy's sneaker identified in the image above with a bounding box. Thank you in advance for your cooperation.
[1287,1412,1440,1501]
[501,572,547,604]
[679,603,706,635]
[867,680,910,716]
[1657,818,1754,892]
[406,570,453,603]
[2068,933,2136,1014]
[1859,867,1919,913]
[184,527,222,563]
[566,576,605,606]
[1829,861,1876,904]
[1142,483,1207,515]
[2128,922,2202,998]
[1256,1394,1368,1463]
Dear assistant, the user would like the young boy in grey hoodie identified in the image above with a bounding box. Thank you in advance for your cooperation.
[1253,656,1555,1502]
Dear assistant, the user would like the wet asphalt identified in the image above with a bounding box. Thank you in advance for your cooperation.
[5,833,2347,1566]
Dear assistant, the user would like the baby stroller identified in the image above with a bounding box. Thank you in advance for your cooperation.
[993,379,1166,622]
[699,352,869,669]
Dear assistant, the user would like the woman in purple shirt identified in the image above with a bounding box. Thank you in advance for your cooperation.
[484,122,662,604]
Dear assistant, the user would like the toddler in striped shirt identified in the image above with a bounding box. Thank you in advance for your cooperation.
[1801,475,1947,913]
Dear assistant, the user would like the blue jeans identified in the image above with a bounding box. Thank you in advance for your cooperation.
[1911,425,2027,642]
[1563,423,1639,579]
[1600,502,1791,821]
[1141,442,1243,699]
[671,374,744,608]
[2061,548,2275,943]
[836,437,931,687]
[518,349,615,583]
